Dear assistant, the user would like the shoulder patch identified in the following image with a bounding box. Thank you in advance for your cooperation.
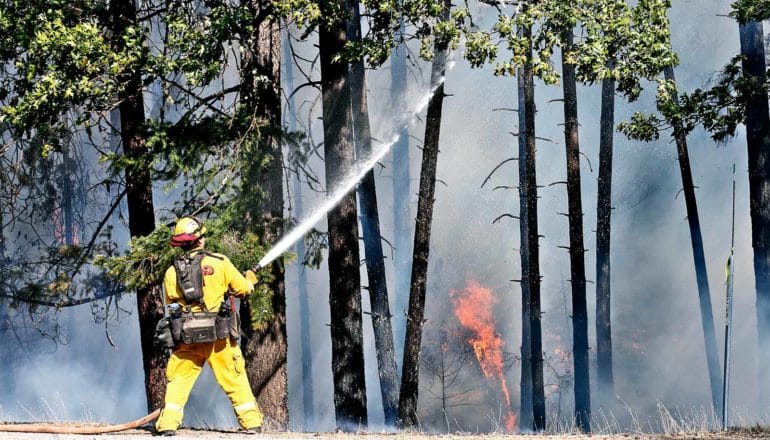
[202,265,214,276]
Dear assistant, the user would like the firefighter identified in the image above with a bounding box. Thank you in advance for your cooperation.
[155,216,263,436]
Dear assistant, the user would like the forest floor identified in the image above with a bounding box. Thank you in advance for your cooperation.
[0,426,770,440]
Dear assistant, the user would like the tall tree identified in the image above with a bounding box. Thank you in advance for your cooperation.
[391,10,412,368]
[110,0,165,412]
[398,0,451,427]
[283,28,315,427]
[663,65,722,411]
[581,0,677,407]
[518,18,546,432]
[0,184,11,400]
[239,0,289,426]
[347,1,400,426]
[738,19,770,406]
[319,0,368,429]
[561,30,590,432]
[596,68,615,404]
[517,46,534,433]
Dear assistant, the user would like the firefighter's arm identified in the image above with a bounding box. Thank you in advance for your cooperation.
[163,266,182,303]
[224,257,255,297]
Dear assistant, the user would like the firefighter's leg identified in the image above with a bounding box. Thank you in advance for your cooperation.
[155,343,207,432]
[208,338,264,429]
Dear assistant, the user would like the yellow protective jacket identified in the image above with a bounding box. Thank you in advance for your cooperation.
[156,247,263,432]
[163,248,254,312]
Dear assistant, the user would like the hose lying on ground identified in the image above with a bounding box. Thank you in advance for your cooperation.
[0,408,160,434]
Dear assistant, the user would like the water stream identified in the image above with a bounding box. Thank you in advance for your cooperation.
[256,73,447,270]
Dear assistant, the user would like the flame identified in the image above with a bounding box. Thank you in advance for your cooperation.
[451,280,517,432]
[53,207,80,246]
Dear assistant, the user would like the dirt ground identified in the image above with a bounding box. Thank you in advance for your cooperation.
[0,426,769,440]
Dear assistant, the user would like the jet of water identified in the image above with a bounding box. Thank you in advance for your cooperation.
[255,71,448,271]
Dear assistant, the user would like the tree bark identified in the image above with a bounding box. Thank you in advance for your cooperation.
[397,0,450,428]
[596,73,614,407]
[283,27,315,428]
[239,0,288,427]
[516,41,534,434]
[561,32,590,433]
[110,0,165,412]
[391,13,412,371]
[319,2,368,429]
[0,198,12,401]
[347,2,399,427]
[663,66,722,411]
[517,20,546,432]
[738,20,770,406]
[60,125,75,246]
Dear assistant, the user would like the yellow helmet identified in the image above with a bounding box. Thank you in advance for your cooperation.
[170,216,207,247]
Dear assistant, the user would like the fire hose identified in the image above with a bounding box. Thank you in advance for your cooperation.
[0,408,159,434]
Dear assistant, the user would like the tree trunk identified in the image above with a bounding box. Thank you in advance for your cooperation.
[347,2,399,427]
[517,20,546,432]
[561,32,590,433]
[517,41,534,434]
[397,0,450,428]
[319,3,368,429]
[283,27,315,428]
[739,20,770,407]
[239,1,288,427]
[596,73,614,407]
[110,0,165,412]
[663,66,722,411]
[60,125,75,246]
[391,13,412,371]
[0,201,12,401]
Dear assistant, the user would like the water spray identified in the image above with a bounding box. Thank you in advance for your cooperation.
[254,72,449,272]
[253,132,398,272]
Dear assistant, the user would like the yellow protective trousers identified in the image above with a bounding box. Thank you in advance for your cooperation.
[155,338,263,432]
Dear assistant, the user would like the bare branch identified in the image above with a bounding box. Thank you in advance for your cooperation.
[579,151,594,172]
[493,213,519,224]
[481,157,518,188]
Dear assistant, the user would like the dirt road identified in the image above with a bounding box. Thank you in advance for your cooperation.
[0,428,768,440]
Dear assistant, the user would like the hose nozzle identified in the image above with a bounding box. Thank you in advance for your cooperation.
[252,264,262,272]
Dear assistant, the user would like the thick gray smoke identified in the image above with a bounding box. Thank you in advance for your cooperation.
[3,0,766,433]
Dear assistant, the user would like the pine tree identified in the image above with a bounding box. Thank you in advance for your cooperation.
[398,0,451,427]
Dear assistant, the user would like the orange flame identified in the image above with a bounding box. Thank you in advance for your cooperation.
[53,207,80,246]
[451,280,517,432]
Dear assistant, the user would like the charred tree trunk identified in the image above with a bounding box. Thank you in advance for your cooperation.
[596,72,615,407]
[239,1,288,427]
[397,0,450,428]
[347,2,399,427]
[319,2,368,429]
[561,33,590,432]
[663,66,722,411]
[110,0,165,412]
[739,21,770,406]
[391,12,412,370]
[518,20,546,432]
[283,28,315,427]
[517,41,534,433]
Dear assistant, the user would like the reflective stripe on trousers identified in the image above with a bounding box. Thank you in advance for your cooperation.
[155,338,264,432]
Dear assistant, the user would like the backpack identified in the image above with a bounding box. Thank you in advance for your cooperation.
[173,252,206,304]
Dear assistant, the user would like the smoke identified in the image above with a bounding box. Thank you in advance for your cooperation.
[5,0,767,433]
